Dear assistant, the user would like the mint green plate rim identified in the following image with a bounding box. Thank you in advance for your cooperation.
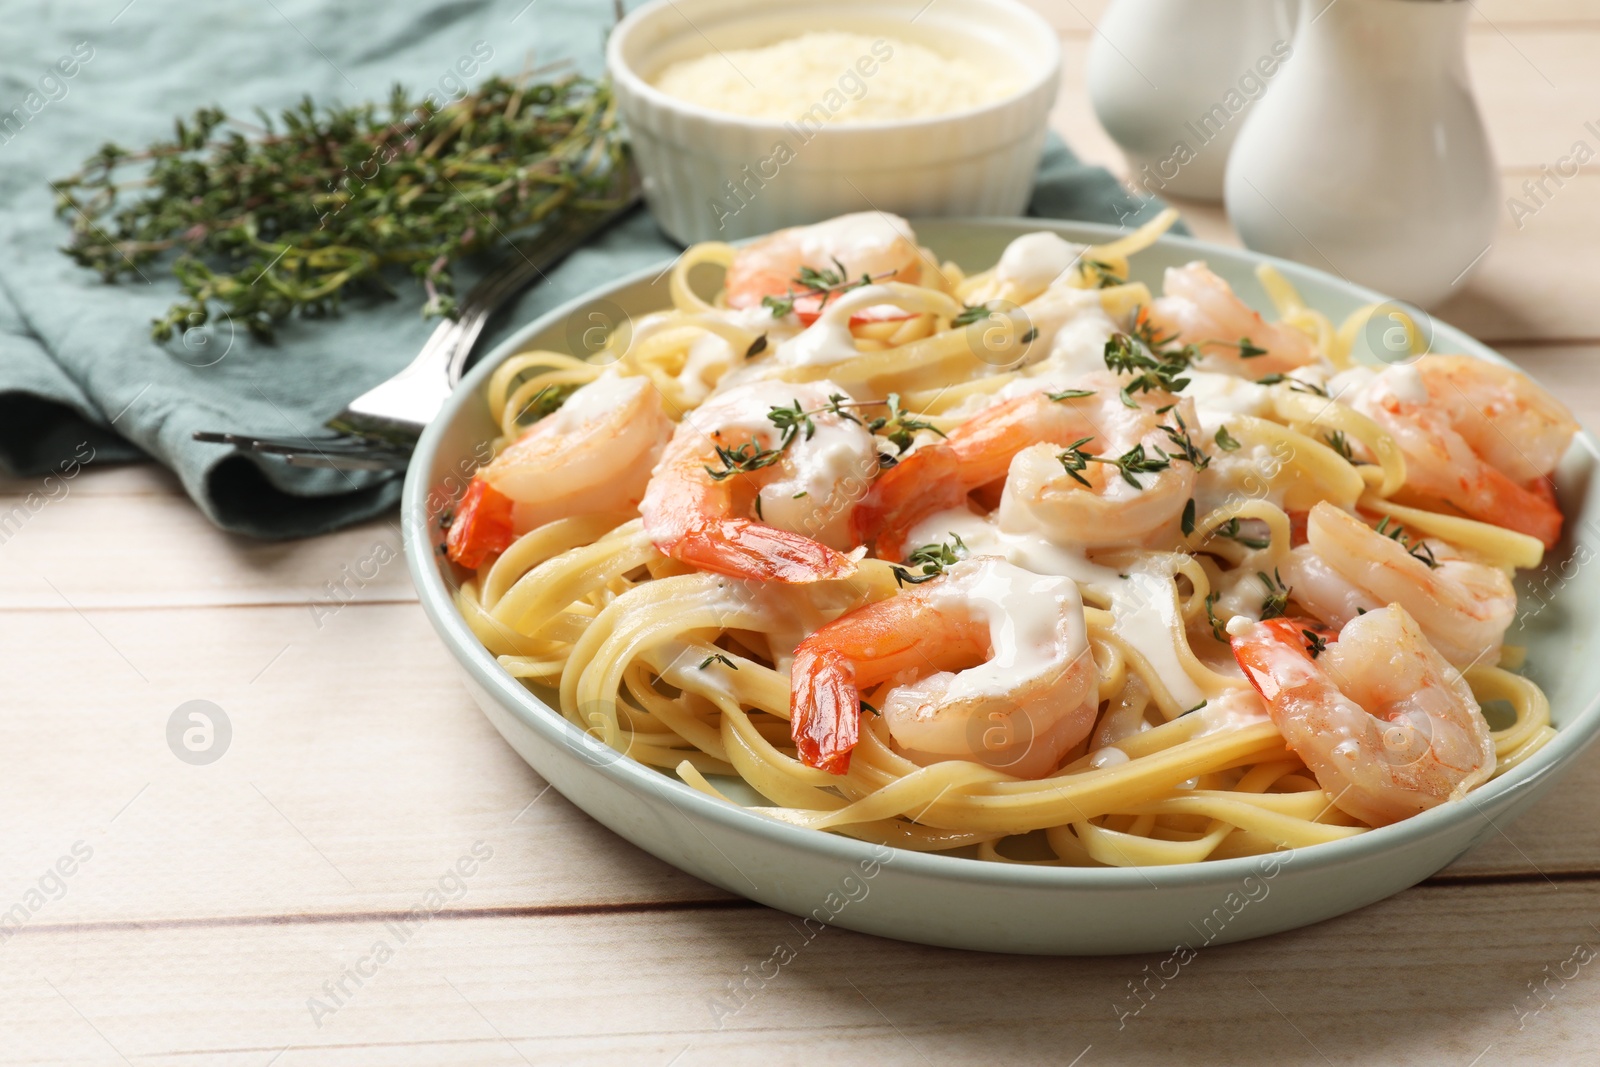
[402,216,1600,895]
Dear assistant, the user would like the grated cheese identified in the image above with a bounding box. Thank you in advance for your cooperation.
[651,31,1014,123]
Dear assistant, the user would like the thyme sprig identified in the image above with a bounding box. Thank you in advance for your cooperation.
[761,261,891,318]
[703,392,943,482]
[1102,330,1198,408]
[54,74,630,342]
[1376,516,1440,569]
[1212,518,1271,550]
[1206,337,1268,359]
[892,532,968,586]
[1256,373,1329,397]
[1056,437,1172,489]
[1257,568,1291,620]
[1079,258,1125,288]
[1205,592,1228,642]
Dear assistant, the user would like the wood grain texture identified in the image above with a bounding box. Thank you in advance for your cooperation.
[1,883,1597,1065]
[4,7,1599,1065]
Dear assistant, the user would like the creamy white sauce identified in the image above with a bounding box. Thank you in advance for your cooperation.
[1110,565,1207,710]
[1327,365,1377,402]
[546,370,640,434]
[774,284,893,367]
[1013,284,1112,368]
[676,378,876,549]
[1089,746,1129,768]
[758,417,878,549]
[915,557,1088,704]
[1180,371,1274,423]
[996,232,1085,294]
[1189,441,1287,519]
[903,505,1121,587]
[1195,686,1271,735]
[1370,363,1428,405]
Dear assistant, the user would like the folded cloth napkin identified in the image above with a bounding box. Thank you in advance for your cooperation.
[0,0,1180,539]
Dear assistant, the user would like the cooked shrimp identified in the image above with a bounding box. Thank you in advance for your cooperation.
[854,375,1198,558]
[1350,356,1576,548]
[449,374,672,567]
[1144,262,1318,375]
[1230,606,1495,827]
[1280,502,1515,667]
[791,557,1099,777]
[724,211,923,325]
[639,380,876,583]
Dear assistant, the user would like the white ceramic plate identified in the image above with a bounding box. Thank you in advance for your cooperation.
[403,219,1600,955]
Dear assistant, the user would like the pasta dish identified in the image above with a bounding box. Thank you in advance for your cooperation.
[441,211,1576,867]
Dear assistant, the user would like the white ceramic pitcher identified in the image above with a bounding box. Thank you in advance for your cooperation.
[1224,0,1498,307]
[1087,0,1297,202]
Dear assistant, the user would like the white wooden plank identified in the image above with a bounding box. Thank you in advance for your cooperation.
[0,882,1596,1065]
[0,603,730,927]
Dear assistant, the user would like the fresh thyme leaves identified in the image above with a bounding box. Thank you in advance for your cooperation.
[1131,309,1178,352]
[892,533,966,586]
[1102,443,1172,489]
[1255,373,1329,397]
[1208,337,1268,359]
[1047,388,1095,402]
[1214,425,1242,452]
[1080,258,1125,288]
[1302,629,1328,659]
[1205,592,1227,642]
[1159,410,1210,470]
[1182,700,1208,715]
[1375,516,1440,569]
[860,700,879,715]
[55,75,629,342]
[1056,437,1171,489]
[761,259,885,318]
[1102,330,1196,407]
[1182,498,1196,536]
[1257,568,1291,620]
[1056,437,1097,488]
[523,383,579,422]
[745,334,769,359]
[707,393,942,482]
[704,439,787,481]
[952,304,993,327]
[1020,326,1039,344]
[1325,429,1354,461]
[865,393,945,454]
[1212,518,1271,550]
[699,653,738,670]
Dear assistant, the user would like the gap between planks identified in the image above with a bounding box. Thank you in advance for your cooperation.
[0,871,1592,942]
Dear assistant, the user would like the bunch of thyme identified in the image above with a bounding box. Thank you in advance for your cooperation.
[53,73,630,342]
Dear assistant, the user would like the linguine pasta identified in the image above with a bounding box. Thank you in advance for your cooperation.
[446,211,1562,867]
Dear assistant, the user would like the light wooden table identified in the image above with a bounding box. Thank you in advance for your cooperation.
[5,4,1598,1064]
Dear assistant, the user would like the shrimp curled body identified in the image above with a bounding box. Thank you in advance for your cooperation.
[791,557,1100,777]
[1351,356,1576,548]
[1230,606,1495,827]
[855,376,1198,558]
[1281,502,1516,667]
[640,380,876,583]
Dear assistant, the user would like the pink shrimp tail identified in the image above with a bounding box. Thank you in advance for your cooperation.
[790,645,859,774]
[663,517,858,583]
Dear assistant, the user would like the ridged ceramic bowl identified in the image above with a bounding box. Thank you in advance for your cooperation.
[403,219,1600,955]
[606,0,1062,243]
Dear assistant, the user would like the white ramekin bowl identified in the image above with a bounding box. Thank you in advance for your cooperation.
[607,0,1063,243]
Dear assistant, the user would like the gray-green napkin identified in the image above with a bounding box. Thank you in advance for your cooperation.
[0,0,1178,539]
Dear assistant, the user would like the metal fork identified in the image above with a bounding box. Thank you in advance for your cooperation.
[193,188,641,472]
